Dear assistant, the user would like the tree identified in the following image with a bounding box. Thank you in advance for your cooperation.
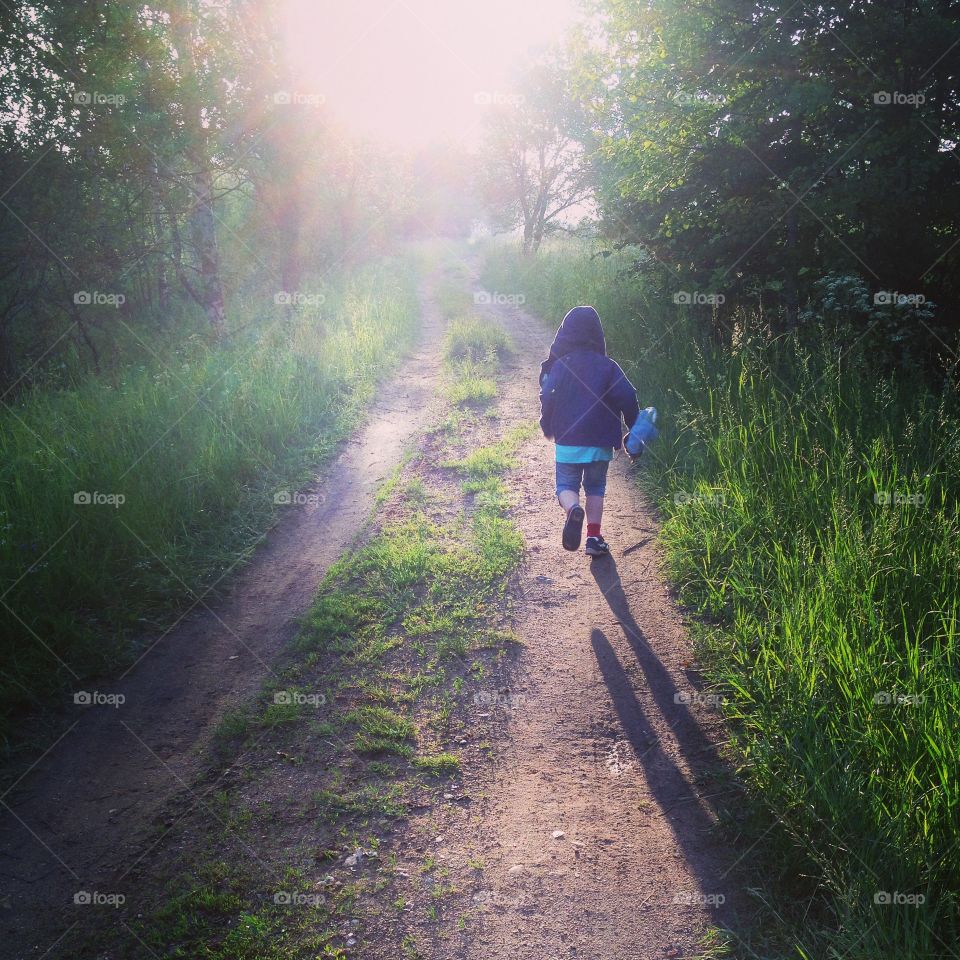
[580,0,960,342]
[479,60,594,255]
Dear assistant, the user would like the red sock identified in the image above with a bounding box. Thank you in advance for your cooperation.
[587,523,601,538]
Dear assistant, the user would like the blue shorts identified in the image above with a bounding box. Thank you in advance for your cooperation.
[555,459,609,498]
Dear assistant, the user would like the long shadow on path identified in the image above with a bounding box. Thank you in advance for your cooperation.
[589,556,745,925]
[590,556,730,802]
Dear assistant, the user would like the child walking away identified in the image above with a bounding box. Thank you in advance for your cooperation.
[539,305,640,557]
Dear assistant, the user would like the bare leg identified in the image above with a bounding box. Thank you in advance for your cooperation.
[558,490,580,513]
[585,494,604,527]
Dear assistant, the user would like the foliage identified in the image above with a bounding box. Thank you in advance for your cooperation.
[0,1,428,389]
[562,0,960,344]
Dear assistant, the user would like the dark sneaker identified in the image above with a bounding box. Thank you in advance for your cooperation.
[585,535,610,557]
[562,505,585,551]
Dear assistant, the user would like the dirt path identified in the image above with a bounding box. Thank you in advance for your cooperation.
[454,282,745,958]
[1,262,746,960]
[0,292,448,957]
[367,270,747,960]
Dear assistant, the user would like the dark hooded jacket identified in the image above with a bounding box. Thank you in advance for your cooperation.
[539,306,639,449]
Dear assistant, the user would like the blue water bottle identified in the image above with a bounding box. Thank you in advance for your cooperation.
[624,406,658,459]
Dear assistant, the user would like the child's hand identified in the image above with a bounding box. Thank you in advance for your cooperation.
[622,434,643,462]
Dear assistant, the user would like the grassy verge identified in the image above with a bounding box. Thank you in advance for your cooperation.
[0,259,420,746]
[437,282,511,413]
[59,306,531,960]
[482,238,960,959]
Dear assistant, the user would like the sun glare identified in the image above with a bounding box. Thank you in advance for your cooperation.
[281,0,581,148]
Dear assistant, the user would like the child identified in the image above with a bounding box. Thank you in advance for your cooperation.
[539,305,639,556]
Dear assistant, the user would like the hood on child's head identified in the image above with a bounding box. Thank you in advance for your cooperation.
[551,305,606,356]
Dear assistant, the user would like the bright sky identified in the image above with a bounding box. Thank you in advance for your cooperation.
[281,0,582,148]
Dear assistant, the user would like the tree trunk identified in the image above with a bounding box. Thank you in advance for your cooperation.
[151,160,170,318]
[169,0,226,340]
[191,167,226,337]
[522,213,536,255]
[782,101,802,330]
[784,204,799,329]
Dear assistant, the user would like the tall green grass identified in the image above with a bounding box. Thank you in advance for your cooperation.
[0,259,419,744]
[482,238,960,958]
